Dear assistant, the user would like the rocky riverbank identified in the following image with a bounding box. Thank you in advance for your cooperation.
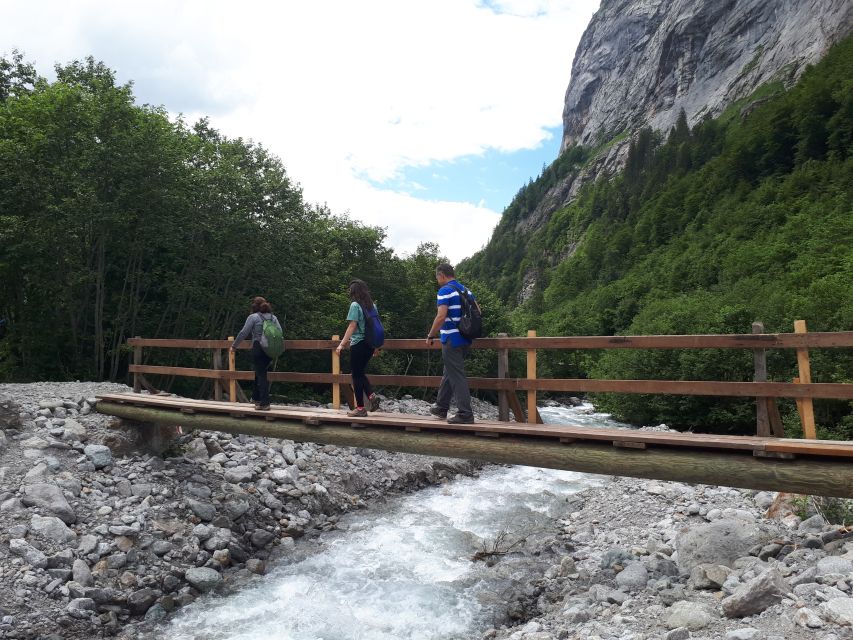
[0,382,494,639]
[481,475,853,640]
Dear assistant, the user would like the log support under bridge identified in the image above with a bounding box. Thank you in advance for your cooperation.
[97,401,853,499]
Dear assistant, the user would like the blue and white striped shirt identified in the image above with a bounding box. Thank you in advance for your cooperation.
[436,280,475,347]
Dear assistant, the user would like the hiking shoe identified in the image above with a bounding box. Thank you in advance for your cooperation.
[257,404,271,411]
[429,405,448,419]
[347,407,368,418]
[368,394,381,412]
[447,414,474,425]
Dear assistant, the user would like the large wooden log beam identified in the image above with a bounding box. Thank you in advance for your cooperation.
[97,402,853,498]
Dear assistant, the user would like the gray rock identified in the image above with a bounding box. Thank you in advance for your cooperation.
[9,538,48,568]
[30,514,76,543]
[60,418,87,441]
[821,598,853,627]
[83,444,112,468]
[675,519,767,572]
[144,603,168,622]
[250,529,276,548]
[187,498,216,521]
[127,588,158,614]
[817,556,853,577]
[616,561,649,591]
[78,534,99,555]
[72,559,93,587]
[222,496,250,521]
[665,629,690,640]
[722,568,789,617]
[600,548,632,569]
[794,607,825,629]
[799,514,826,532]
[224,465,254,484]
[688,563,731,590]
[66,598,96,619]
[130,483,153,498]
[185,567,222,592]
[21,483,76,523]
[666,600,714,630]
[725,629,759,640]
[151,541,173,556]
[184,438,209,460]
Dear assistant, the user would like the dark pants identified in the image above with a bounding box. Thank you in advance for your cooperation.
[350,340,374,408]
[436,342,473,418]
[252,342,272,406]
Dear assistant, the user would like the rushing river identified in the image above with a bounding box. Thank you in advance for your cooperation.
[166,403,630,640]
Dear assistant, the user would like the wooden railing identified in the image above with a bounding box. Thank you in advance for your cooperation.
[127,321,853,438]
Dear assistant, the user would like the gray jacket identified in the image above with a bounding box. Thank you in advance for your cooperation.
[232,312,282,348]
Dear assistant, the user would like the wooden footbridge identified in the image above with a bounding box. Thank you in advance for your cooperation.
[96,322,853,498]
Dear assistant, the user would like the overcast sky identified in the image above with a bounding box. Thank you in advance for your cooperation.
[2,0,600,263]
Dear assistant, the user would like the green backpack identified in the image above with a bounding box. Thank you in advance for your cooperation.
[259,314,284,358]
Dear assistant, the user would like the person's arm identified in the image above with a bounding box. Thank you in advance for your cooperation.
[426,305,448,345]
[230,315,256,351]
[336,320,358,353]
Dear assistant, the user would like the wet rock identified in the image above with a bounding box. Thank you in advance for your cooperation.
[250,529,276,548]
[246,558,266,574]
[127,588,159,614]
[185,567,222,592]
[21,482,76,523]
[721,568,789,617]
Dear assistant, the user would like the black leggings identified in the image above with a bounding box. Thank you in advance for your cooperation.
[350,340,374,407]
[252,342,272,406]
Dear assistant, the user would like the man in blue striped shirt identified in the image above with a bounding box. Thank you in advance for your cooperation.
[426,263,477,424]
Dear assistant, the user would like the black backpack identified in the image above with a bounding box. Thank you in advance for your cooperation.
[450,283,482,340]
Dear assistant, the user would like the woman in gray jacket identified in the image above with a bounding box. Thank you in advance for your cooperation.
[230,296,282,410]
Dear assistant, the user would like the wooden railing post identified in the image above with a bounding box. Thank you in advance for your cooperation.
[212,349,223,401]
[794,320,816,439]
[497,333,509,422]
[752,322,770,436]
[332,334,341,410]
[527,330,537,424]
[227,336,237,403]
[133,336,142,393]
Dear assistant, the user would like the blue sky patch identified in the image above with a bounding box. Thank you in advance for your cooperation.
[373,126,562,213]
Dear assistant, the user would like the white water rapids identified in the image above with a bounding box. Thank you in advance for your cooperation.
[166,404,631,640]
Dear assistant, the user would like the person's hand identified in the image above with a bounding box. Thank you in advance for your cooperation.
[373,349,382,357]
[229,346,236,353]
[425,335,434,346]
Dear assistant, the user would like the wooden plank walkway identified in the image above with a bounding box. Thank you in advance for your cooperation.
[96,393,853,459]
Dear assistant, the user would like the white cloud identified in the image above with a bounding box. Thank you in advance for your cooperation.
[2,0,599,263]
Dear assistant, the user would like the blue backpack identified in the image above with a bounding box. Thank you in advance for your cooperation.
[361,305,385,349]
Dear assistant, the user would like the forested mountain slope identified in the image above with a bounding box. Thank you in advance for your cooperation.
[461,36,853,437]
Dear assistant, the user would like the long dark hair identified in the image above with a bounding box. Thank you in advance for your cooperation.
[348,279,374,309]
[250,296,272,314]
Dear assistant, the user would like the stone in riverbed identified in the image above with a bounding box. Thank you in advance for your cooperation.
[821,597,853,627]
[21,483,76,523]
[9,538,48,568]
[72,559,93,586]
[127,588,159,614]
[30,514,76,543]
[84,444,112,468]
[615,561,648,591]
[721,568,789,617]
[187,498,216,521]
[675,519,767,572]
[665,600,714,630]
[185,567,221,592]
[224,465,254,483]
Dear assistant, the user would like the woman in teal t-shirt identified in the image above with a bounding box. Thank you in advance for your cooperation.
[335,279,381,417]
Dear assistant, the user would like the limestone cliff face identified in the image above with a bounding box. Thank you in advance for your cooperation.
[513,0,851,237]
[561,0,852,151]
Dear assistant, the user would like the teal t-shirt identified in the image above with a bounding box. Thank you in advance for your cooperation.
[346,302,366,345]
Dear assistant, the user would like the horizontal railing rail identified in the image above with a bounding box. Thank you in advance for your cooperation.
[127,322,853,438]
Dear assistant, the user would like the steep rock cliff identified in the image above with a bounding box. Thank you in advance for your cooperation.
[562,0,852,151]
